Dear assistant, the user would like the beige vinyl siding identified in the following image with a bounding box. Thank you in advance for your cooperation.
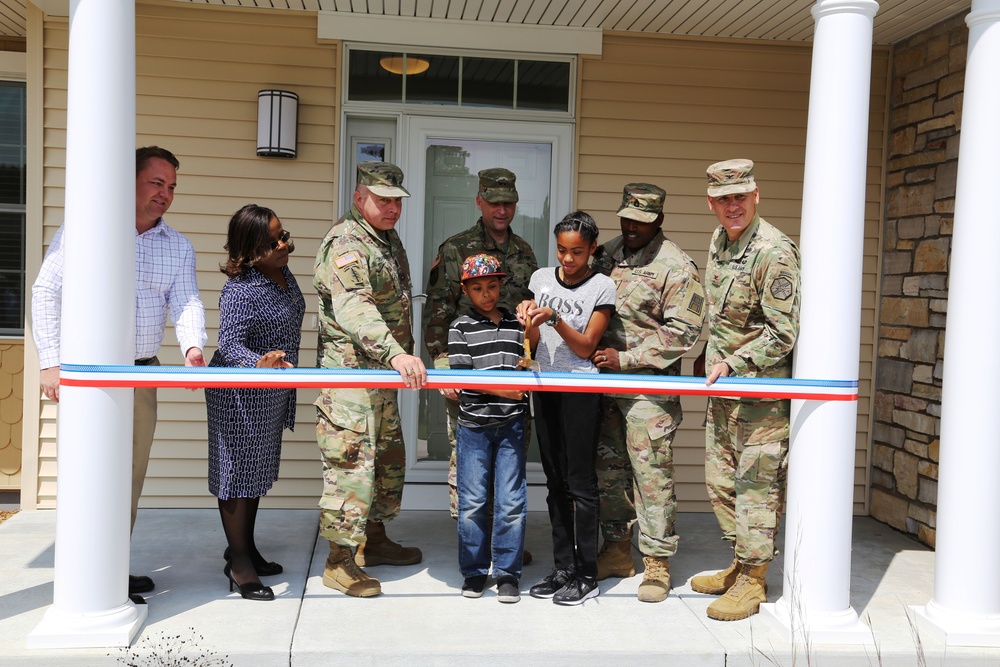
[577,32,887,514]
[34,2,338,509]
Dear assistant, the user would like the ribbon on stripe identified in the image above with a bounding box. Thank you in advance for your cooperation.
[59,363,858,401]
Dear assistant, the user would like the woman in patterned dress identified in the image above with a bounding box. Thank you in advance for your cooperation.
[206,204,305,601]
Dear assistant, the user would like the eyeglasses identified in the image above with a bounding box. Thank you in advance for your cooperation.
[270,230,291,250]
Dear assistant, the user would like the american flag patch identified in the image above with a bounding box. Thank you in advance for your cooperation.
[335,252,360,268]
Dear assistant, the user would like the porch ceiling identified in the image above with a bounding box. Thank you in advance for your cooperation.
[0,1,23,38]
[0,0,973,44]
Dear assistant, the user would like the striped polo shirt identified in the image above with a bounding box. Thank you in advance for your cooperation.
[448,307,527,428]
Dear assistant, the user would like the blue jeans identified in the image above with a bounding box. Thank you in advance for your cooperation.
[456,416,527,580]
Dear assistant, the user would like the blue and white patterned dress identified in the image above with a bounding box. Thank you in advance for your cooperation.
[207,266,305,499]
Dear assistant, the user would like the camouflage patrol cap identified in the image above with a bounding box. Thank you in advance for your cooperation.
[357,161,410,198]
[706,159,757,197]
[617,183,666,223]
[478,168,519,204]
[460,253,506,282]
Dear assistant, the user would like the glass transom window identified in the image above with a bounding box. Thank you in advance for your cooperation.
[347,49,571,113]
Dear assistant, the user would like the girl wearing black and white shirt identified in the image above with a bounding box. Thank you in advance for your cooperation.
[516,211,615,605]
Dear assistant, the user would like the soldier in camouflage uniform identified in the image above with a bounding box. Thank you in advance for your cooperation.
[591,184,706,603]
[313,162,426,598]
[423,168,538,522]
[691,159,801,621]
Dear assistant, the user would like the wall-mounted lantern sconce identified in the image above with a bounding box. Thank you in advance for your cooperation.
[257,90,298,158]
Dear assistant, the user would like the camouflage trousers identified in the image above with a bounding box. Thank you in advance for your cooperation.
[447,398,531,519]
[315,387,405,547]
[705,397,790,566]
[596,394,681,558]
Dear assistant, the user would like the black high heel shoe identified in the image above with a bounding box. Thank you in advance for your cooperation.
[224,562,275,601]
[223,546,283,576]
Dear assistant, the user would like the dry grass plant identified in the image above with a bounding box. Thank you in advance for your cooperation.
[111,628,232,667]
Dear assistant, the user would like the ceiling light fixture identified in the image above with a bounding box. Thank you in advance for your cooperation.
[379,56,430,75]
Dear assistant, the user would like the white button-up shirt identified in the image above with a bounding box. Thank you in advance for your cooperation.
[32,218,207,369]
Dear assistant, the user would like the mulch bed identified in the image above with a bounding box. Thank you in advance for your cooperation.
[0,509,17,525]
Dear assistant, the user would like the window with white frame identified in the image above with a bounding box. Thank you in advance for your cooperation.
[0,80,24,336]
[347,48,572,113]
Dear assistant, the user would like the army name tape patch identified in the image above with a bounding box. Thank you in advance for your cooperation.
[58,363,859,401]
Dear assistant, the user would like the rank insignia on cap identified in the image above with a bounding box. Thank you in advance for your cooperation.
[616,183,666,223]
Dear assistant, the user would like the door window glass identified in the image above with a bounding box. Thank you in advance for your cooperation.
[417,138,552,467]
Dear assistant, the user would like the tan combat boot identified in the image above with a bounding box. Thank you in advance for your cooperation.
[323,543,381,597]
[596,539,635,581]
[355,520,423,567]
[691,553,740,595]
[706,562,769,621]
[637,556,671,602]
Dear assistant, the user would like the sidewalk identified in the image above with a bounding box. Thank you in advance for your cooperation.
[1,508,996,666]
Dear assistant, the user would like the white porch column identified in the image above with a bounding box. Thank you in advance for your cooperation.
[759,0,878,644]
[28,0,142,648]
[913,0,1000,647]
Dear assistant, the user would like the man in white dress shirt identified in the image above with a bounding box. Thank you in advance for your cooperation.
[31,146,207,597]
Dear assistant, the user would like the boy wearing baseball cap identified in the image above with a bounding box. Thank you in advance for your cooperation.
[448,253,529,603]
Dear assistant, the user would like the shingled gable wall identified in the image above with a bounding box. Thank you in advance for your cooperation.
[871,11,967,549]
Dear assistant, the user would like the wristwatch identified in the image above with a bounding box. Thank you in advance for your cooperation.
[546,310,562,327]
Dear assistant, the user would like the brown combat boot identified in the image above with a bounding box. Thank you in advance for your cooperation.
[706,561,769,621]
[323,543,381,597]
[596,539,635,581]
[355,520,423,567]
[637,556,671,602]
[691,553,741,595]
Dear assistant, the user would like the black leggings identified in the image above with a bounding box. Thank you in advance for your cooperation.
[533,391,602,579]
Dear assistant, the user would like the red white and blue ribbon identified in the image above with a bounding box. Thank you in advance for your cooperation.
[59,363,859,401]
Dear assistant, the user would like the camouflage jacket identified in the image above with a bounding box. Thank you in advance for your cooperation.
[593,229,705,375]
[423,219,538,364]
[313,205,414,371]
[705,215,800,381]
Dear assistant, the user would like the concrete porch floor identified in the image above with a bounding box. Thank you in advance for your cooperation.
[1,507,998,666]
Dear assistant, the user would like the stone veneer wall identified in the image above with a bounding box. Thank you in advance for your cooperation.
[872,11,967,549]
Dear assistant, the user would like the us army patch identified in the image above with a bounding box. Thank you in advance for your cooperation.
[430,253,441,270]
[762,272,796,313]
[632,268,658,280]
[679,281,706,327]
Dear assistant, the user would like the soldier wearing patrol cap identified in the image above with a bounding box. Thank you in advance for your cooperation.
[692,159,801,621]
[423,168,538,537]
[590,183,706,603]
[313,161,425,597]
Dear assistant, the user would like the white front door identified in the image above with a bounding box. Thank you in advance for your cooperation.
[395,116,574,509]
